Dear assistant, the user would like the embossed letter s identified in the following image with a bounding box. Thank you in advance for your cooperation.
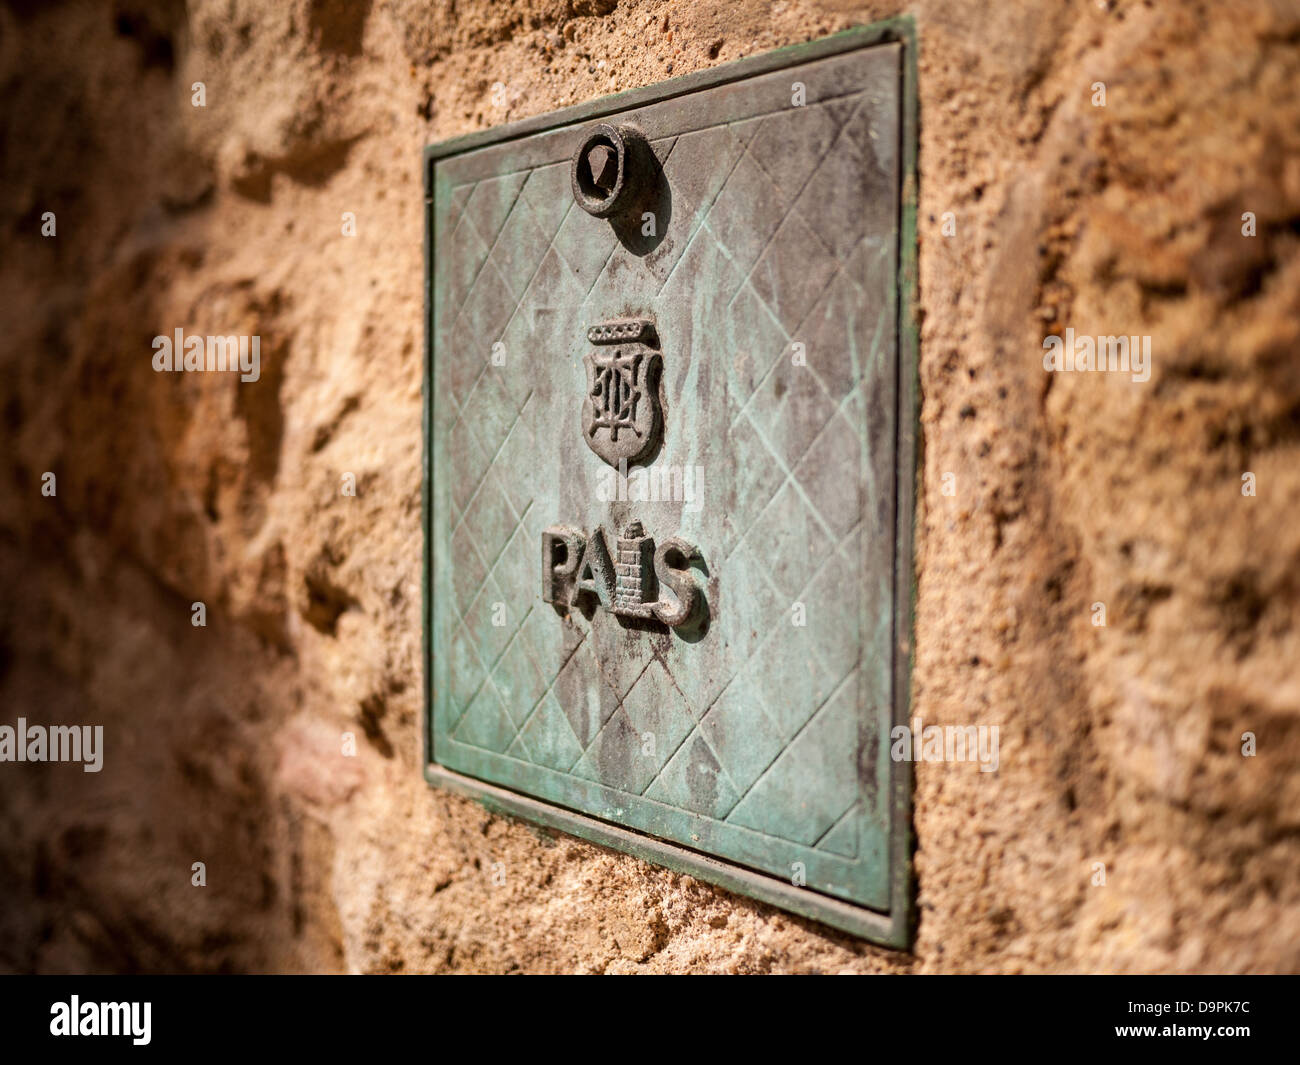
[652,537,702,628]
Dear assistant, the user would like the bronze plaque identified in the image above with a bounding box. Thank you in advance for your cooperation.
[424,21,918,945]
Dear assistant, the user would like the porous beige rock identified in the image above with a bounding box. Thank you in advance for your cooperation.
[0,0,1296,973]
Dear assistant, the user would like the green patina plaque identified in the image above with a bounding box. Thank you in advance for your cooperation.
[424,21,917,946]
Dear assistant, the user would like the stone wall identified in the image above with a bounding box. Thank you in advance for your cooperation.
[0,0,1297,972]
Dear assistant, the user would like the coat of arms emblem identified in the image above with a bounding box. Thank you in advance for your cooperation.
[581,318,662,467]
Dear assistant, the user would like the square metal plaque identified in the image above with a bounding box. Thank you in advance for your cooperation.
[424,21,917,945]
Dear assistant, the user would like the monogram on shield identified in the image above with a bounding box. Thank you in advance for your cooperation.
[581,318,662,468]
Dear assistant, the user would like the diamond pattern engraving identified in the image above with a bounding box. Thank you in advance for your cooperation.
[727,676,861,845]
[514,690,586,772]
[430,47,902,910]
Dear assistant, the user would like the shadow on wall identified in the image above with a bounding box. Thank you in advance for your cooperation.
[0,1,342,973]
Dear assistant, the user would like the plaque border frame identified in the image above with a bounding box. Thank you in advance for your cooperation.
[422,17,919,949]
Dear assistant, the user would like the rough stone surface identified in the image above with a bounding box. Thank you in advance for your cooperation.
[0,0,1297,973]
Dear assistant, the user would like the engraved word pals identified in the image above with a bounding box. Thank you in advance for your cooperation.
[542,521,702,628]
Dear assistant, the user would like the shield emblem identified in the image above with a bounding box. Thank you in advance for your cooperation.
[581,318,662,467]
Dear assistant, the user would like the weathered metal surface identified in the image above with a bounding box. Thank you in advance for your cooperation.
[424,20,918,945]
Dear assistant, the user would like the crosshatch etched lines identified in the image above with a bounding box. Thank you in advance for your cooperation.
[445,515,866,843]
[448,652,862,858]
[438,177,530,413]
[443,93,878,554]
[724,238,880,441]
[434,86,886,861]
[652,126,749,299]
[449,394,535,543]
[448,721,859,863]
[706,98,858,299]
